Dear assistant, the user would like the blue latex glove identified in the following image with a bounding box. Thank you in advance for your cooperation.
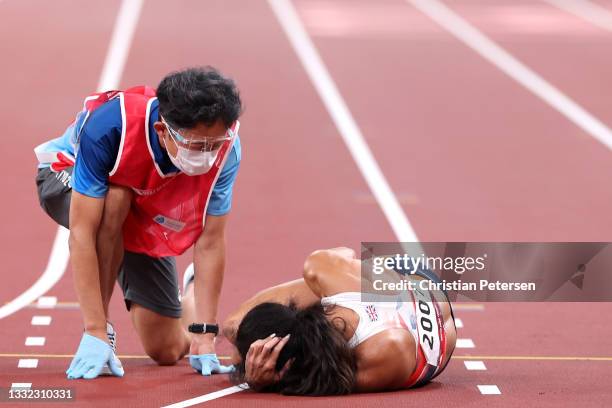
[66,333,124,379]
[190,354,235,376]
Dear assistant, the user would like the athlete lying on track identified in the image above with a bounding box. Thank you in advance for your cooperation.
[220,247,457,395]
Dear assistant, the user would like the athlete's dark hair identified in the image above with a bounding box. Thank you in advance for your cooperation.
[156,66,243,129]
[231,302,357,396]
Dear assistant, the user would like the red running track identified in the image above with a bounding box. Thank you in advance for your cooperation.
[2,0,612,407]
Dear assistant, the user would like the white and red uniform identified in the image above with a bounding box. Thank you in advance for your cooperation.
[321,286,452,388]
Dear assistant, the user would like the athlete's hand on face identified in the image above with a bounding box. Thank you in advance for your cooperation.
[66,332,124,379]
[189,334,235,376]
[245,333,291,390]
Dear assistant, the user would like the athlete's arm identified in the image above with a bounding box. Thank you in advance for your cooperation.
[302,247,361,297]
[223,279,320,343]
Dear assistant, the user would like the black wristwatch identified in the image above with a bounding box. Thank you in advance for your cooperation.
[188,323,219,336]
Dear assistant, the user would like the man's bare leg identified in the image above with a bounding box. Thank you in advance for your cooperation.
[129,267,196,365]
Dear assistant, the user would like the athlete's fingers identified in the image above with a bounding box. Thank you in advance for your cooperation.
[253,337,281,369]
[268,334,290,365]
[262,335,289,371]
[260,336,281,358]
[247,334,275,367]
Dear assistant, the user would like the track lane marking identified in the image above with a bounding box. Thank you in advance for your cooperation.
[24,337,45,347]
[268,0,420,243]
[464,360,487,370]
[407,0,612,151]
[163,0,424,404]
[0,353,231,360]
[0,229,69,319]
[31,316,52,326]
[449,304,484,311]
[478,385,501,395]
[3,353,611,361]
[0,0,145,320]
[97,0,145,91]
[456,338,475,348]
[543,0,612,32]
[17,359,38,368]
[36,297,57,308]
[455,355,612,361]
[160,385,248,408]
[10,383,32,389]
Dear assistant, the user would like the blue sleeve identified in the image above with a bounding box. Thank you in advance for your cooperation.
[206,135,241,216]
[72,99,122,198]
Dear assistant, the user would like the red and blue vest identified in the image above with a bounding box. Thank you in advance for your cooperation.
[82,86,237,257]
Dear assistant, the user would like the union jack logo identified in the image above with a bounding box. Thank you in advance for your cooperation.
[365,305,379,322]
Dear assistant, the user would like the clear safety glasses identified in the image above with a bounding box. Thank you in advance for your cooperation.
[161,117,233,152]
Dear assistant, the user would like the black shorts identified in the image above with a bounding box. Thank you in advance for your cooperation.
[35,167,182,318]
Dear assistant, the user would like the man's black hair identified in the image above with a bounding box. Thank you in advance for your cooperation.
[157,66,243,129]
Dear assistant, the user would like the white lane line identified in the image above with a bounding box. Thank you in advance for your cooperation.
[11,383,32,389]
[455,317,463,328]
[464,360,487,370]
[25,337,46,346]
[456,338,475,348]
[160,385,248,408]
[0,0,144,320]
[0,228,68,320]
[268,0,420,243]
[18,359,38,368]
[408,0,612,151]
[37,296,57,308]
[163,1,421,405]
[31,316,52,326]
[452,304,484,311]
[478,385,501,395]
[543,0,612,32]
[97,0,145,91]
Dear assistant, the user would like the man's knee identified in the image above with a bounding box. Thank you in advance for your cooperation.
[130,304,188,365]
[145,344,186,366]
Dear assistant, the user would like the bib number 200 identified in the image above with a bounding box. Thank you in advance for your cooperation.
[418,300,435,350]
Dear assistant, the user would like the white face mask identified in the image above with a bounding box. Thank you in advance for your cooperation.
[165,138,221,176]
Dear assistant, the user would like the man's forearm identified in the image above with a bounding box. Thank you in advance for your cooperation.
[96,230,123,315]
[69,231,106,335]
[193,241,225,324]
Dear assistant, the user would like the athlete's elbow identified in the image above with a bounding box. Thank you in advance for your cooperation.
[303,249,333,280]
[302,254,321,283]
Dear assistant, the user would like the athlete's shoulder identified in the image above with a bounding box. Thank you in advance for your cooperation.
[354,331,415,392]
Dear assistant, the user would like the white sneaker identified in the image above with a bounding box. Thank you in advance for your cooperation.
[182,263,195,295]
[101,321,123,375]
